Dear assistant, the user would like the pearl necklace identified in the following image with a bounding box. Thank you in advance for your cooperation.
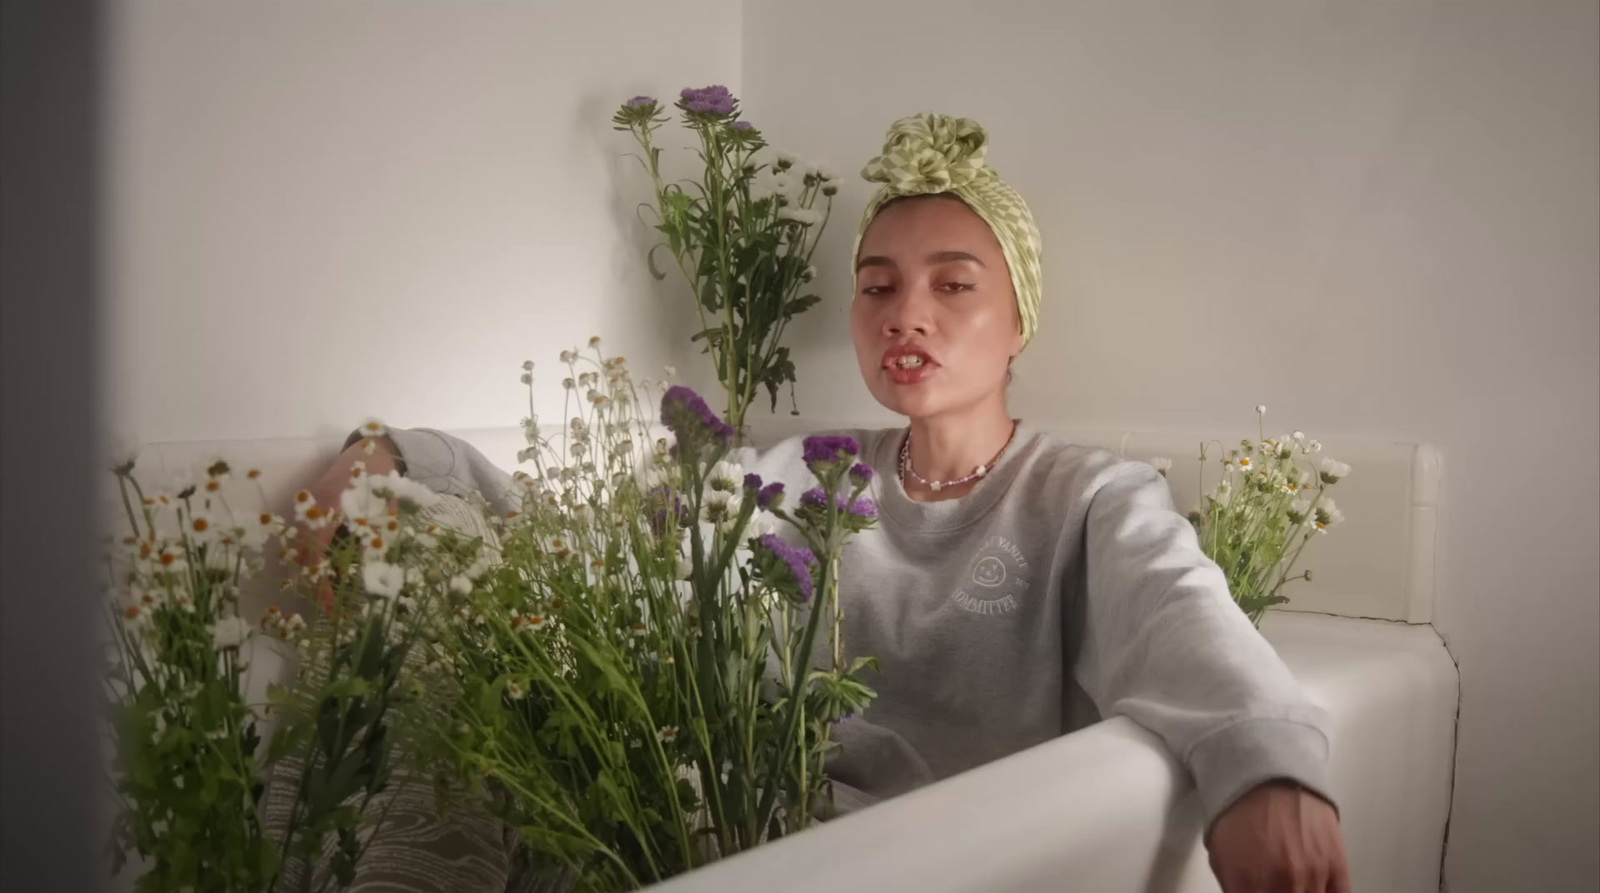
[898,423,1018,493]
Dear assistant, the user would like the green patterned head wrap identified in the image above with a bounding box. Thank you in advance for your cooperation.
[853,113,1044,346]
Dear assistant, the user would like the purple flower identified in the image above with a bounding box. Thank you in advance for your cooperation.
[680,84,737,115]
[756,482,786,510]
[730,120,754,131]
[661,385,735,447]
[755,533,817,602]
[798,487,877,520]
[849,463,874,486]
[802,435,861,467]
[846,497,877,520]
[625,95,657,108]
[743,473,764,492]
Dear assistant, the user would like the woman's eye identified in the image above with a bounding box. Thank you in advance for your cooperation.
[861,285,893,296]
[939,282,976,293]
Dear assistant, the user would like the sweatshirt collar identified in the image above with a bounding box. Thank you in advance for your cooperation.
[867,420,1042,533]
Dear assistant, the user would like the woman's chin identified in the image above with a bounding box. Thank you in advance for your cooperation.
[869,381,942,420]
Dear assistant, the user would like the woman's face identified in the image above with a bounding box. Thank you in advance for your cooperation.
[851,196,1025,421]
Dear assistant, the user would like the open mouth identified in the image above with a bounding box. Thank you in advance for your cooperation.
[882,346,936,371]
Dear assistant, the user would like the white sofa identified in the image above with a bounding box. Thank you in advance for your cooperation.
[127,420,1456,893]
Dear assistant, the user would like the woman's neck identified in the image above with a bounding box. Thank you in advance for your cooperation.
[903,399,1016,501]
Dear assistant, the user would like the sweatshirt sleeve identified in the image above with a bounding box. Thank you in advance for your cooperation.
[1072,459,1337,831]
[345,426,520,518]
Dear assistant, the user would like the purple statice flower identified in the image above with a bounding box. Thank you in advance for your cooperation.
[661,385,735,446]
[625,95,657,108]
[756,481,786,510]
[680,84,737,115]
[755,533,817,602]
[798,487,878,520]
[730,120,754,131]
[848,463,874,486]
[743,473,764,493]
[846,497,878,520]
[801,434,861,467]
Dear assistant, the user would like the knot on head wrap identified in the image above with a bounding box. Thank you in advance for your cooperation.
[854,113,1044,347]
[861,114,991,194]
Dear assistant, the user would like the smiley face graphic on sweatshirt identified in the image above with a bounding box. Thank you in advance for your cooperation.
[952,535,1030,615]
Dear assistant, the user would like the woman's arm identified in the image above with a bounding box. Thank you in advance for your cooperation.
[1072,460,1336,831]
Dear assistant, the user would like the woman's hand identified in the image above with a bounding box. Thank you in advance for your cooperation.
[1206,780,1350,893]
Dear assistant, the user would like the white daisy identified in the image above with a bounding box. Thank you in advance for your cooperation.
[449,575,472,595]
[292,490,318,522]
[363,561,406,599]
[657,725,679,744]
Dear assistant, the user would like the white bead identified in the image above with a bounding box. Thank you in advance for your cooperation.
[975,465,988,476]
[930,481,943,492]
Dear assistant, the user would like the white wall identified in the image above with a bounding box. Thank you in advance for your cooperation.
[743,1,1599,890]
[105,0,740,445]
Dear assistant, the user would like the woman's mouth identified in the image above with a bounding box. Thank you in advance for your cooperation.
[882,348,937,384]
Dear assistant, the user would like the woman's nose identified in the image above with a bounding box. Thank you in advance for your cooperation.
[883,288,934,337]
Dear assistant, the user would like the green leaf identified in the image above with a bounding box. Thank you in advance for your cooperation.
[646,243,671,282]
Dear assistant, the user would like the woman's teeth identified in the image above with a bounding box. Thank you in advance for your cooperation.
[895,355,925,369]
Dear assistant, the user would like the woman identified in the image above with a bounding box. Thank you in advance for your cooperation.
[306,114,1350,892]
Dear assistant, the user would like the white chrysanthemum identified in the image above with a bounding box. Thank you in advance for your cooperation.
[1318,458,1351,483]
[363,561,406,599]
[779,207,822,226]
[746,512,777,539]
[1314,498,1345,532]
[706,460,743,492]
[210,615,252,651]
[701,489,742,527]
[449,575,472,595]
[1149,457,1173,475]
[657,725,679,744]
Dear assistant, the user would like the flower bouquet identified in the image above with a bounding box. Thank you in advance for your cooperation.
[409,345,880,891]
[102,456,433,891]
[1152,406,1353,626]
[613,86,838,436]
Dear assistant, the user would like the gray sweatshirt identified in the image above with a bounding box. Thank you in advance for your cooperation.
[374,422,1334,830]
